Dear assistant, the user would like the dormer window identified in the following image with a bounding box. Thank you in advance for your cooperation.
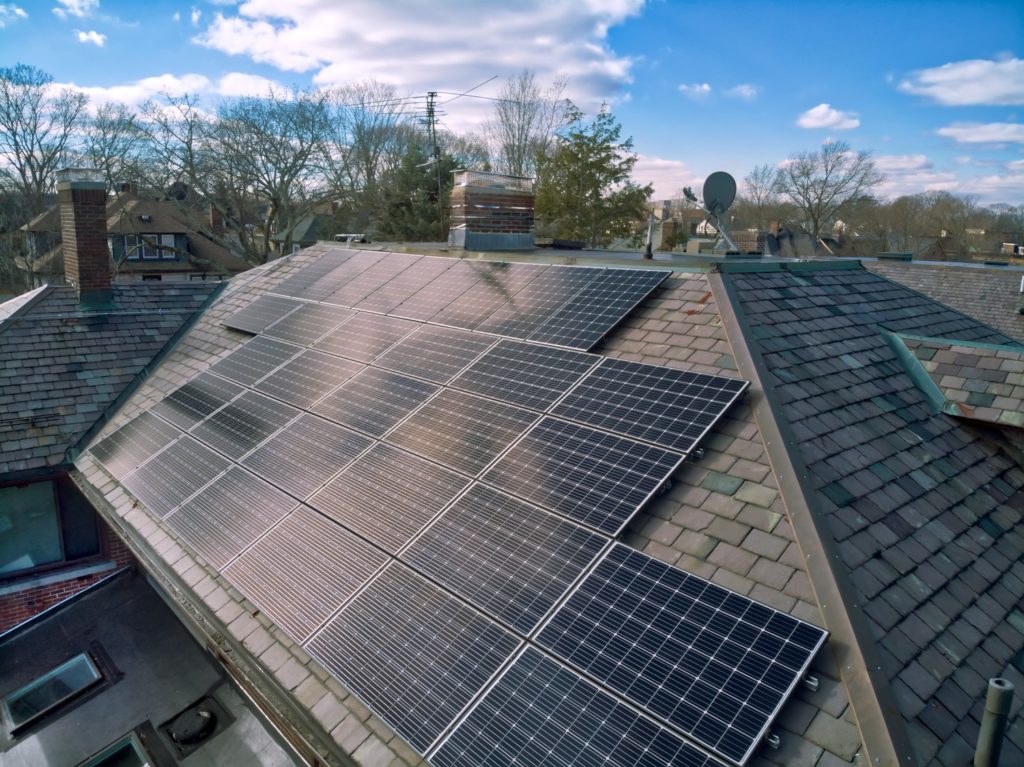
[110,234,179,262]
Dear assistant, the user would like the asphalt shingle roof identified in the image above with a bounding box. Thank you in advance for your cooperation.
[0,282,218,477]
[724,263,1024,766]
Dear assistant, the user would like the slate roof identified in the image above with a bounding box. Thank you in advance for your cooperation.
[0,282,218,478]
[70,246,864,767]
[721,262,1024,766]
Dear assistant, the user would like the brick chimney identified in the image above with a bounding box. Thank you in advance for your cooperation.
[58,168,112,307]
[449,170,534,250]
[209,203,225,237]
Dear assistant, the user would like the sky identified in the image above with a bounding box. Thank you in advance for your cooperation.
[2,0,1023,205]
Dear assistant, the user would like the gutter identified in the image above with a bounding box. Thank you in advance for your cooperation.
[709,270,920,767]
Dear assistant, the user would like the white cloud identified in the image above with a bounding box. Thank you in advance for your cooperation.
[75,28,105,46]
[956,173,1024,204]
[55,73,213,109]
[678,82,711,98]
[724,83,759,100]
[194,1,643,126]
[191,7,201,25]
[631,154,702,200]
[0,4,27,27]
[871,154,958,198]
[1006,159,1024,172]
[796,103,860,130]
[874,154,932,173]
[216,72,287,97]
[172,10,180,22]
[52,0,97,19]
[900,57,1024,106]
[953,155,973,165]
[936,122,1024,144]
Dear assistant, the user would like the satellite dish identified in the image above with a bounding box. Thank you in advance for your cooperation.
[702,172,736,217]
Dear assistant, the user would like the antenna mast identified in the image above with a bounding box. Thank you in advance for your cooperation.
[426,92,445,241]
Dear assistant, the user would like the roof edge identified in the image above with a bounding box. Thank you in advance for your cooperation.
[0,284,54,337]
[710,271,920,767]
[716,258,864,274]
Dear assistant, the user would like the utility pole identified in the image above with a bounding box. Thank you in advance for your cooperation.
[426,92,445,242]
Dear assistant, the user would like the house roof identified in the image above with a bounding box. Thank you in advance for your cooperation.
[0,282,219,479]
[59,245,1024,767]
[270,213,335,245]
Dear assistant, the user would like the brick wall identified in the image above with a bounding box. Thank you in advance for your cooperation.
[0,522,134,633]
[450,185,534,234]
[58,181,112,301]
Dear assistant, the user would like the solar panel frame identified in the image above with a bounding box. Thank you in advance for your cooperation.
[304,563,522,753]
[308,443,470,553]
[254,350,365,410]
[262,303,356,346]
[90,411,182,479]
[373,325,496,384]
[151,372,244,430]
[431,647,723,767]
[325,253,422,308]
[481,417,685,536]
[385,389,538,476]
[313,312,418,363]
[190,390,301,460]
[278,249,388,302]
[166,466,298,570]
[430,262,548,330]
[474,266,602,340]
[222,295,304,334]
[311,367,438,438]
[122,436,230,518]
[270,250,357,298]
[534,544,829,765]
[449,338,599,411]
[355,256,457,314]
[404,484,608,633]
[391,260,484,321]
[552,358,750,454]
[208,335,301,386]
[241,413,373,500]
[224,505,388,642]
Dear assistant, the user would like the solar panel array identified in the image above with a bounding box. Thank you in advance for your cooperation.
[87,246,825,767]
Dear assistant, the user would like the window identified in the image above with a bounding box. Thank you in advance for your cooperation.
[0,478,101,579]
[2,653,102,731]
[79,733,153,767]
[110,234,178,262]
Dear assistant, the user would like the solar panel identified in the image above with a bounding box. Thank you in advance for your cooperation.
[312,367,438,438]
[385,389,537,476]
[309,443,470,553]
[151,373,244,430]
[528,268,670,349]
[190,391,300,460]
[431,647,719,767]
[374,325,495,384]
[475,266,602,340]
[482,417,684,535]
[271,250,357,298]
[263,303,356,346]
[450,339,598,411]
[166,467,297,570]
[552,359,750,454]
[224,506,388,642]
[208,335,300,386]
[536,544,828,765]
[222,295,303,334]
[404,484,607,633]
[313,312,417,362]
[254,350,364,410]
[241,413,372,500]
[122,436,230,518]
[304,563,521,753]
[356,256,456,314]
[391,260,483,321]
[91,411,182,479]
[326,253,421,307]
[278,250,387,301]
[430,263,548,330]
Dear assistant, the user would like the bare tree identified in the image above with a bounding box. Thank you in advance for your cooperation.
[140,92,211,198]
[775,140,884,240]
[0,63,88,217]
[79,102,148,191]
[486,69,568,178]
[739,163,781,230]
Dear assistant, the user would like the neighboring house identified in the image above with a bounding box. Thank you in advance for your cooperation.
[270,213,337,255]
[18,183,249,284]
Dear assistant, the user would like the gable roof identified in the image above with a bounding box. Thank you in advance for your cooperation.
[720,262,1024,766]
[0,282,220,480]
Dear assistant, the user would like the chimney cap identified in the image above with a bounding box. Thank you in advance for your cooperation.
[57,167,105,187]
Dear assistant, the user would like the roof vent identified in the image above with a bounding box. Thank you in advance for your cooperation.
[139,214,152,223]
[160,695,232,757]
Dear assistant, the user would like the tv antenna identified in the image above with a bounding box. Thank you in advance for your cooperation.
[700,171,738,253]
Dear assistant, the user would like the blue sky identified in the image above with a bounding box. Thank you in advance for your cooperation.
[2,0,1022,204]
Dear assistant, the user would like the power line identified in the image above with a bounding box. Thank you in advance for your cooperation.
[438,76,497,105]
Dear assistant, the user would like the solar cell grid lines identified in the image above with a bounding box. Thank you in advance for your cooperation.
[190,390,300,460]
[304,563,521,753]
[553,358,750,453]
[475,266,603,340]
[263,303,356,346]
[255,350,364,409]
[313,312,417,362]
[391,260,482,321]
[308,443,470,553]
[223,294,303,334]
[430,262,548,329]
[431,647,719,767]
[151,372,244,430]
[374,325,495,384]
[270,250,356,298]
[91,411,181,479]
[276,249,387,301]
[241,414,373,500]
[326,253,421,307]
[312,367,438,438]
[224,506,388,641]
[450,339,598,411]
[167,466,297,570]
[536,544,828,764]
[482,417,684,535]
[122,436,230,518]
[385,389,537,476]
[208,335,300,386]
[404,484,607,633]
[356,256,455,314]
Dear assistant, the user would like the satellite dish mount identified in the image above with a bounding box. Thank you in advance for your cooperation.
[700,171,738,253]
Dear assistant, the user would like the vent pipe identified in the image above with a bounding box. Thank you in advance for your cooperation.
[974,677,1014,767]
